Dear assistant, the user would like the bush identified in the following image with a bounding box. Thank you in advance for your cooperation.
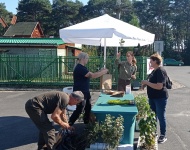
[87,114,124,150]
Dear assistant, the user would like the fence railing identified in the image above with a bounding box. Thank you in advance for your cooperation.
[0,54,148,90]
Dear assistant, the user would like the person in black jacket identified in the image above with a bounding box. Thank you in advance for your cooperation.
[69,52,108,126]
[141,53,169,144]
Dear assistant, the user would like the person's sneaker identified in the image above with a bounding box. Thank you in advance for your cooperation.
[158,135,167,144]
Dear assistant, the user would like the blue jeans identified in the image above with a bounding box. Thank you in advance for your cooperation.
[149,98,168,136]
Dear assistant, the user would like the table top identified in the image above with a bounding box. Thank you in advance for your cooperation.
[91,93,138,114]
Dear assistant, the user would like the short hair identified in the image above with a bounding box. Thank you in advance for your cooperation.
[71,91,84,102]
[150,53,162,65]
[77,52,89,60]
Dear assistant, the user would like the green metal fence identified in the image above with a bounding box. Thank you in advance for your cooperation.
[0,54,148,90]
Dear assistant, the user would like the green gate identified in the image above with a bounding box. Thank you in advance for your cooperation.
[0,54,148,89]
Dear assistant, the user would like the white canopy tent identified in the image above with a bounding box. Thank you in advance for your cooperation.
[59,14,155,66]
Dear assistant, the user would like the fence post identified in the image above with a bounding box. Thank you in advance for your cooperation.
[58,56,62,81]
[17,55,20,81]
[142,56,148,80]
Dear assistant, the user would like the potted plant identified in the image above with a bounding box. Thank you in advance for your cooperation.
[86,114,124,150]
[138,109,157,150]
[134,94,150,130]
[135,95,157,150]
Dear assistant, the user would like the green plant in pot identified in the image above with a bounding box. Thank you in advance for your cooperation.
[101,114,124,150]
[87,121,101,145]
[138,108,157,150]
[134,94,149,120]
[86,114,124,150]
[135,94,157,149]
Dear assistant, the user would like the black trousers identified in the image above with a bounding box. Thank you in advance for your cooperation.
[69,92,91,125]
[25,99,56,150]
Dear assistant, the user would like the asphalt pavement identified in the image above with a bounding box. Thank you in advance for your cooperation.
[0,66,190,150]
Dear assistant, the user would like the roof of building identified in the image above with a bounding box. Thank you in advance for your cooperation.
[0,38,64,45]
[3,22,44,37]
[66,45,82,50]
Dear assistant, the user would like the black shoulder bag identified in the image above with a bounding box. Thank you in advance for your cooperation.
[160,67,172,89]
[166,75,172,89]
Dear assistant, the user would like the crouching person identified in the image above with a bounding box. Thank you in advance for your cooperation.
[25,91,84,150]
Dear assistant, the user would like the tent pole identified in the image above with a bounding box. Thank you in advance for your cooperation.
[116,0,121,55]
[104,38,106,68]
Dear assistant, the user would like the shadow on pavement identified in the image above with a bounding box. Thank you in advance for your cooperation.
[0,116,38,149]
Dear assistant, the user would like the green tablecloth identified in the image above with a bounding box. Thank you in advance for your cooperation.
[92,93,138,114]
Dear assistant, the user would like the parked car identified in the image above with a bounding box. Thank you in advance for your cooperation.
[163,58,184,66]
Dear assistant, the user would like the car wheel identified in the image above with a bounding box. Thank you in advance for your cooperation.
[164,63,167,66]
[179,64,182,66]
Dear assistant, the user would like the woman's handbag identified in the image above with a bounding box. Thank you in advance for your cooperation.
[166,76,172,89]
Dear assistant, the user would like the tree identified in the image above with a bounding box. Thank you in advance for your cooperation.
[50,0,83,36]
[129,13,140,27]
[0,3,13,36]
[78,0,133,22]
[133,0,172,40]
[17,0,52,36]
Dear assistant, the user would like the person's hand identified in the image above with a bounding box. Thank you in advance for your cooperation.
[116,52,121,59]
[67,125,75,131]
[101,68,108,74]
[141,80,148,85]
[131,75,136,80]
[140,84,146,90]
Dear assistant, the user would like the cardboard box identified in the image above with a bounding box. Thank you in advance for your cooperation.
[100,74,112,90]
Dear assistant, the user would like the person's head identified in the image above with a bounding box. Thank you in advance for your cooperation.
[126,51,137,65]
[69,91,84,105]
[76,52,89,66]
[149,53,162,68]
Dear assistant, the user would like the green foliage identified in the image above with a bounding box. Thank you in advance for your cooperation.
[87,114,124,150]
[86,121,101,144]
[50,0,83,36]
[107,99,134,105]
[82,46,98,56]
[139,110,157,150]
[0,3,12,35]
[129,13,140,27]
[17,0,52,21]
[101,114,124,150]
[2,0,190,61]
[17,0,52,36]
[135,94,157,150]
[181,39,190,65]
[134,94,150,120]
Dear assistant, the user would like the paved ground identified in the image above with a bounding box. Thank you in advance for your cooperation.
[0,66,190,150]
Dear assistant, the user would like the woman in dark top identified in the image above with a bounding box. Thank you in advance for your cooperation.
[115,51,137,91]
[141,53,169,144]
[69,52,108,126]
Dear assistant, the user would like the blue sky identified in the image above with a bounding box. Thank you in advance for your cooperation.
[0,0,88,14]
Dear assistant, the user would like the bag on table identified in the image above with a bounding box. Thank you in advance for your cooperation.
[100,74,112,90]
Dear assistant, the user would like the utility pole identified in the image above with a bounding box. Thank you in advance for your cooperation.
[116,0,121,55]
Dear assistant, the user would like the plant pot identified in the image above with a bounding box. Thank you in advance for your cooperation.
[89,143,133,150]
[136,136,158,150]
